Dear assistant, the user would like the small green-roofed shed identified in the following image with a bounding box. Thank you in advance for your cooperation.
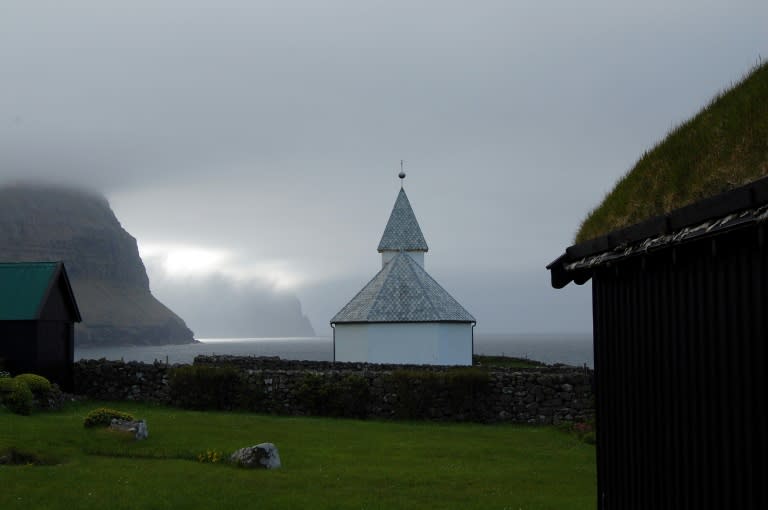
[0,262,79,320]
[0,262,81,390]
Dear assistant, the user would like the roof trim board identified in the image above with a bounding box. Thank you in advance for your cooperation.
[54,263,82,322]
[548,176,768,289]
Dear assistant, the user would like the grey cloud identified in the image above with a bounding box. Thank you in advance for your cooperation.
[1,0,766,334]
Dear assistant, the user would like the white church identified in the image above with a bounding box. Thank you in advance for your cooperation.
[331,173,476,365]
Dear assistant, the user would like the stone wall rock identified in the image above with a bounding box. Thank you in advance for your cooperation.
[73,356,594,424]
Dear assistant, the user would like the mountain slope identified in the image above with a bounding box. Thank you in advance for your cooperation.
[0,184,195,346]
[576,61,768,243]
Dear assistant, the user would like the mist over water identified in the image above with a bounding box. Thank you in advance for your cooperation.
[75,333,593,367]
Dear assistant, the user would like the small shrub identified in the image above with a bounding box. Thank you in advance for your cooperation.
[0,447,56,466]
[2,379,34,416]
[169,365,245,410]
[1,376,62,412]
[572,419,596,444]
[84,407,135,428]
[0,377,15,394]
[36,383,65,411]
[14,373,52,397]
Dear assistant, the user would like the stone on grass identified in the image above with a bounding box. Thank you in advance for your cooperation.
[109,418,149,440]
[230,443,281,469]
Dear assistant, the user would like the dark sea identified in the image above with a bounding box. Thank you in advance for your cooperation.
[75,333,593,367]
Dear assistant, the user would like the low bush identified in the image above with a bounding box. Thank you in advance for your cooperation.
[2,379,34,416]
[0,377,15,394]
[0,446,56,466]
[573,420,596,444]
[294,373,370,418]
[84,407,136,428]
[558,419,596,444]
[14,373,52,397]
[388,368,490,420]
[168,365,245,410]
[1,375,62,412]
[36,383,65,411]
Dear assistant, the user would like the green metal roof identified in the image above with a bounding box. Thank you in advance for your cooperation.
[0,262,60,320]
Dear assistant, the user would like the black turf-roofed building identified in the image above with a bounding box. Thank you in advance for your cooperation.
[548,177,768,509]
[0,262,82,390]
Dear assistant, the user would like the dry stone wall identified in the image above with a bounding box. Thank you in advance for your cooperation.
[74,359,173,402]
[74,356,594,424]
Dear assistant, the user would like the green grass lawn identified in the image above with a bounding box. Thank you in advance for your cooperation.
[0,401,595,510]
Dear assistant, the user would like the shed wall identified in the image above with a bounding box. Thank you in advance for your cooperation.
[0,321,37,372]
[592,226,767,509]
[36,321,74,390]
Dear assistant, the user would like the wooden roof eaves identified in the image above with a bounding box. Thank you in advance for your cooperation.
[548,175,768,289]
[34,261,83,322]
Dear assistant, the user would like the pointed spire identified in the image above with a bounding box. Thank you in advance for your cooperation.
[377,186,428,253]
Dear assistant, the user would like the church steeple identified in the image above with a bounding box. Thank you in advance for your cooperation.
[377,175,428,268]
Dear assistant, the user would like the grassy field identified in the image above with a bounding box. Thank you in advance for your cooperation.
[473,354,546,369]
[0,401,595,509]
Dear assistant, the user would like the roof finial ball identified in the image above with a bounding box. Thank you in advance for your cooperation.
[399,160,406,188]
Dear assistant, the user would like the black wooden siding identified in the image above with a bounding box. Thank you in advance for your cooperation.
[0,267,79,390]
[592,225,767,509]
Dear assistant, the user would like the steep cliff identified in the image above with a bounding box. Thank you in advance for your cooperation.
[0,184,195,346]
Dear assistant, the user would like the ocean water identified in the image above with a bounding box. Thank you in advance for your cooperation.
[75,333,593,367]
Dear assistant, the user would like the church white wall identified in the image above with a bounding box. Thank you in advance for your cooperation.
[334,322,472,365]
[437,323,473,364]
[334,324,369,362]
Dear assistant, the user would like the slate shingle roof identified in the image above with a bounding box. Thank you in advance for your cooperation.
[331,251,475,323]
[377,188,429,252]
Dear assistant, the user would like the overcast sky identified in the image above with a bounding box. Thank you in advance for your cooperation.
[2,1,766,336]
